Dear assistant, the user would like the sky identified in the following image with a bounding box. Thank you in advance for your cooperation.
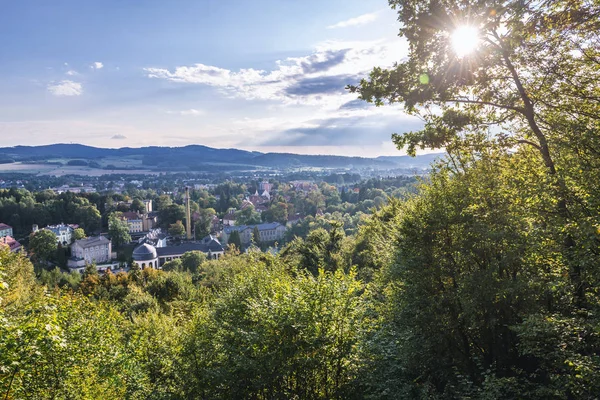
[0,0,423,157]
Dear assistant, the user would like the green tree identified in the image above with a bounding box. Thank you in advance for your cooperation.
[155,194,172,211]
[228,230,242,250]
[168,220,186,237]
[252,226,261,247]
[130,198,146,214]
[160,204,186,228]
[108,212,131,249]
[72,227,86,241]
[194,208,216,238]
[29,229,57,266]
[75,205,102,233]
[350,0,600,307]
[181,255,364,399]
[180,251,206,274]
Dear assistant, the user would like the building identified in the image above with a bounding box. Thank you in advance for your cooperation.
[143,199,153,213]
[143,213,158,231]
[0,236,22,253]
[222,222,286,246]
[69,236,112,266]
[132,243,159,269]
[131,235,225,269]
[0,223,13,238]
[223,208,237,226]
[259,180,273,193]
[122,212,144,233]
[37,224,78,245]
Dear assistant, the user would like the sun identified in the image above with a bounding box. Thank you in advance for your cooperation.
[451,26,480,57]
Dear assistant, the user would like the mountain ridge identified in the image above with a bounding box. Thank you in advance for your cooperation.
[0,144,442,170]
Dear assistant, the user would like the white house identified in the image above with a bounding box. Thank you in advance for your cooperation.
[69,236,112,267]
[0,223,13,238]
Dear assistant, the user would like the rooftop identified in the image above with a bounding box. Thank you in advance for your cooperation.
[224,222,284,234]
[73,236,110,248]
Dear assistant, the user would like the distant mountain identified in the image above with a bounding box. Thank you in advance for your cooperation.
[0,144,443,171]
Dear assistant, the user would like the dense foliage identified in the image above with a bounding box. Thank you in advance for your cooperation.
[2,1,600,398]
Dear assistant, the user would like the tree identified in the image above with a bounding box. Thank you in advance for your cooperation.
[108,212,131,249]
[130,198,146,214]
[194,208,216,239]
[160,204,186,228]
[155,194,172,211]
[168,221,186,238]
[72,228,86,241]
[29,229,57,266]
[252,226,261,247]
[350,0,600,307]
[180,251,206,274]
[75,205,101,233]
[228,230,242,251]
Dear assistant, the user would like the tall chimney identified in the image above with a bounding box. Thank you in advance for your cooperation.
[185,187,192,240]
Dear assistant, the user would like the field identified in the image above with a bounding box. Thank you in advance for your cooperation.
[0,162,159,176]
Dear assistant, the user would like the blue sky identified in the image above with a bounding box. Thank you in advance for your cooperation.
[0,0,422,156]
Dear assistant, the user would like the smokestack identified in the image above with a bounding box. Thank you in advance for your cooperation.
[185,187,192,240]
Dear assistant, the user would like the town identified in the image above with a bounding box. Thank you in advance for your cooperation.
[0,174,417,275]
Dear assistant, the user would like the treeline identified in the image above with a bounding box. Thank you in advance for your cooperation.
[0,189,102,236]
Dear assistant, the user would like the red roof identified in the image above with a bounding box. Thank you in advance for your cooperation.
[0,236,21,252]
[0,223,12,230]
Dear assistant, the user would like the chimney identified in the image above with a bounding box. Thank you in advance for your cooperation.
[185,187,192,240]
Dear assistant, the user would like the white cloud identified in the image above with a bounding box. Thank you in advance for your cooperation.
[327,12,378,29]
[144,37,408,108]
[91,61,104,69]
[65,70,78,76]
[47,80,83,97]
[167,109,204,116]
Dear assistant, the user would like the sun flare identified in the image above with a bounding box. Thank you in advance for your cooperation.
[451,26,480,57]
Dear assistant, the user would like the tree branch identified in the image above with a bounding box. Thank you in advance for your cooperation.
[447,98,526,114]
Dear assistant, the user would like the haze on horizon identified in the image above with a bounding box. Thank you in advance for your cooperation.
[0,0,423,157]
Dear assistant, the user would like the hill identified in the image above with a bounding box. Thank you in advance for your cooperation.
[0,144,442,171]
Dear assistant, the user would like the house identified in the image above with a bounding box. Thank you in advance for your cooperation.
[0,236,22,253]
[36,224,78,245]
[211,215,221,233]
[223,208,237,226]
[222,222,287,246]
[0,223,13,238]
[122,211,144,233]
[69,236,112,269]
[132,235,225,269]
[143,212,158,231]
[259,180,273,193]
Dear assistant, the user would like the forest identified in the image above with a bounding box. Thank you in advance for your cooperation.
[2,0,600,398]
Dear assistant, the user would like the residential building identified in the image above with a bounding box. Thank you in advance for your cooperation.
[143,213,158,231]
[222,222,286,246]
[122,211,144,233]
[70,236,112,266]
[0,223,13,238]
[0,236,22,253]
[37,224,78,245]
[223,208,237,226]
[260,180,273,193]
